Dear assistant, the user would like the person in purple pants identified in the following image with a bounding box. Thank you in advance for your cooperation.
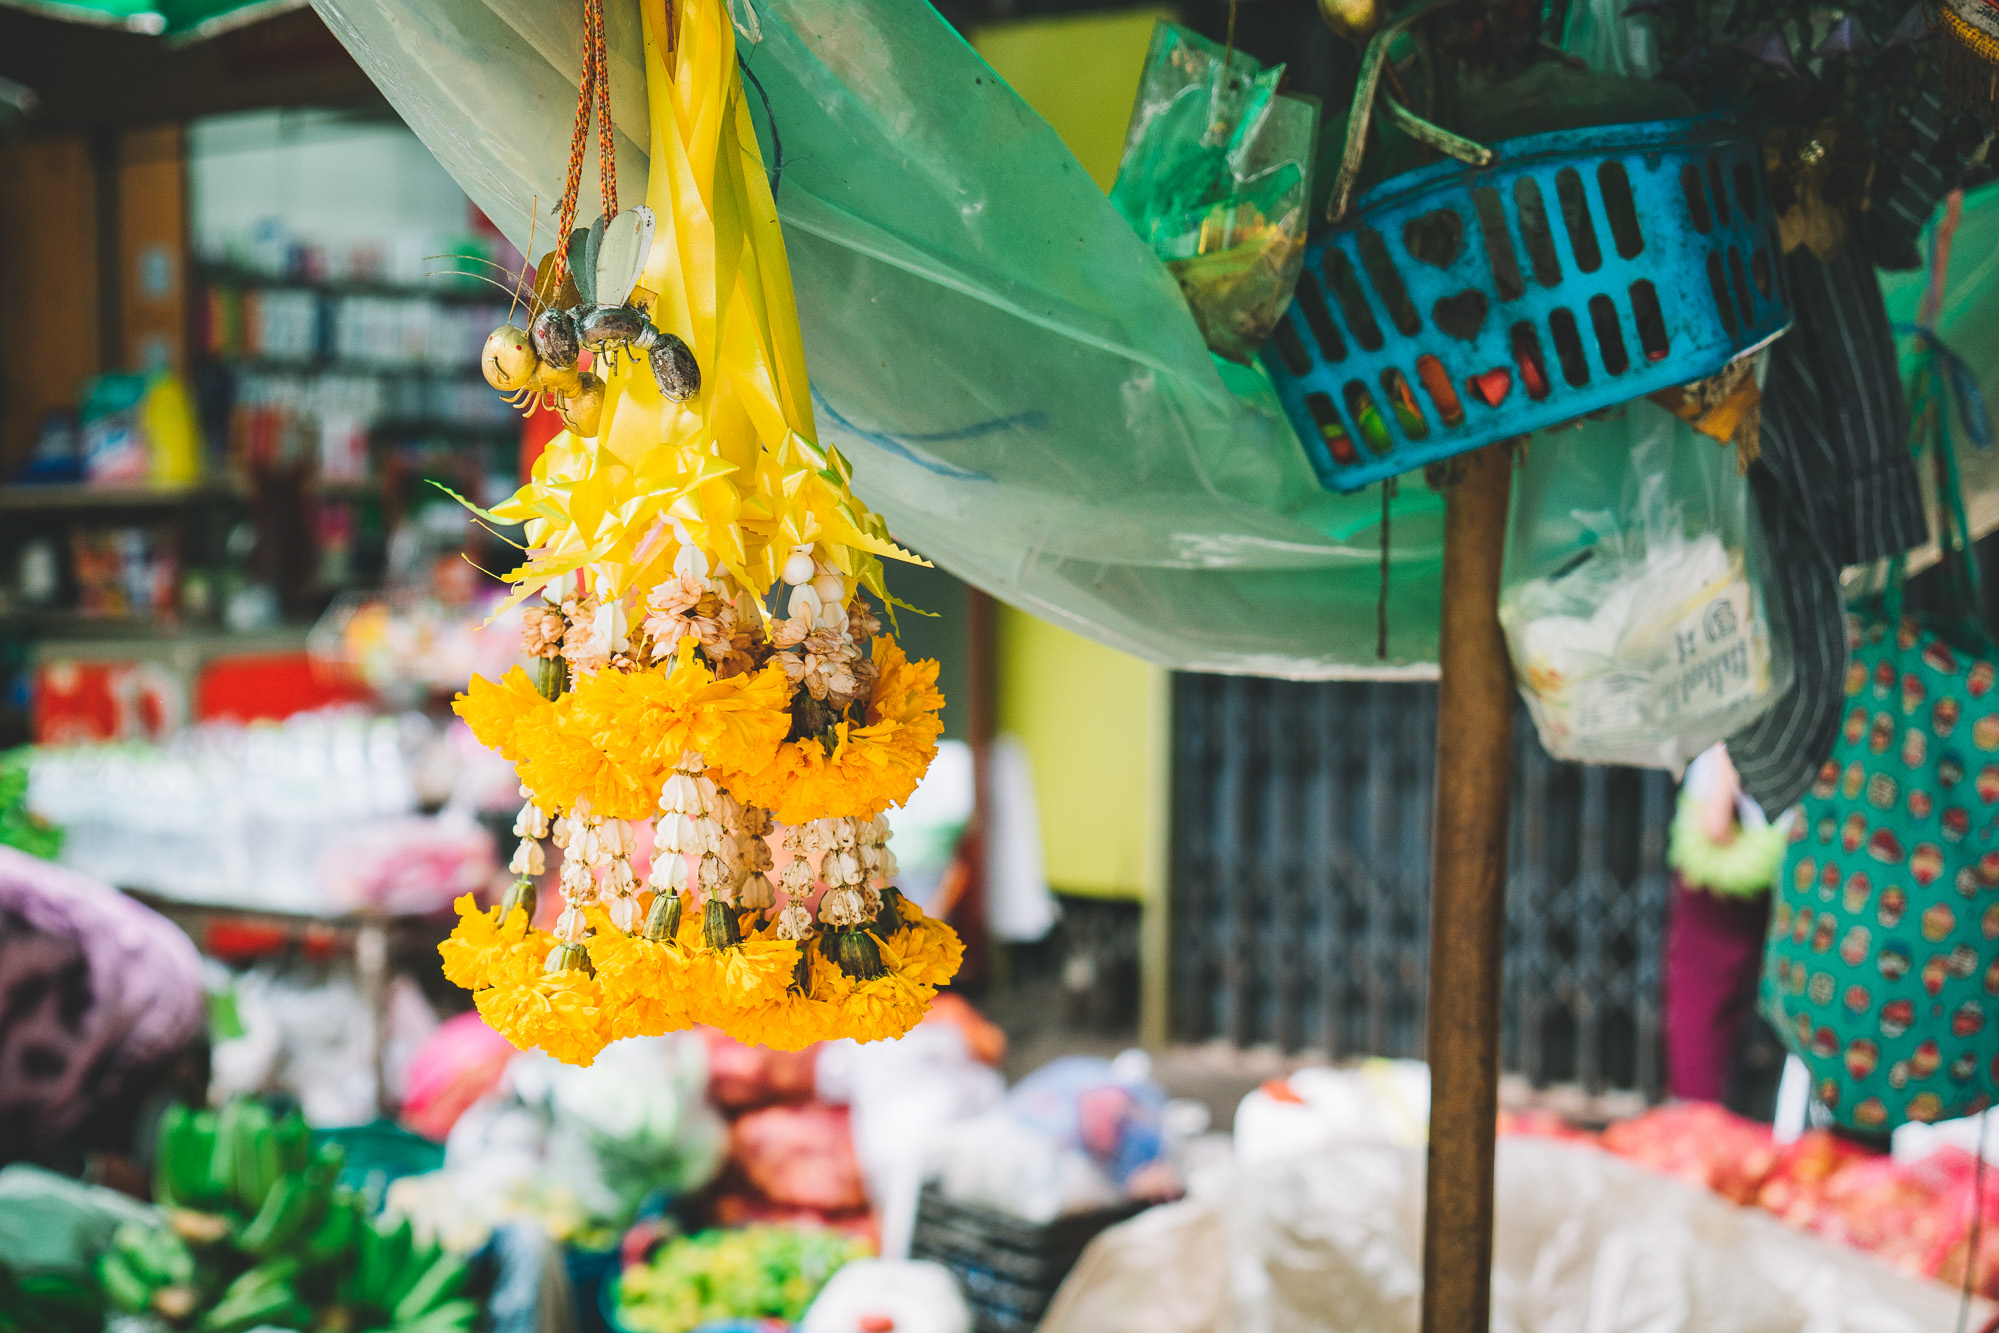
[1664,744,1791,1103]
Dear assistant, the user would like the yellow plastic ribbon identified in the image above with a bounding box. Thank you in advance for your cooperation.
[484,0,921,615]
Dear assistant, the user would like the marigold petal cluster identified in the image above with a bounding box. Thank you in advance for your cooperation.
[731,638,946,824]
[473,965,616,1067]
[583,906,697,1041]
[454,648,793,820]
[438,894,547,992]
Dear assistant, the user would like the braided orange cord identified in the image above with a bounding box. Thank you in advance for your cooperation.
[551,31,596,293]
[592,0,617,220]
[548,0,624,295]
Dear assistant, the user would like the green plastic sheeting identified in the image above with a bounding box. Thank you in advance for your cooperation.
[307,0,1447,678]
[0,0,302,39]
[1881,178,1999,564]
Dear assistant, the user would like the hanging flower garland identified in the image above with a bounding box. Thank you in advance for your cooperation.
[443,0,958,1065]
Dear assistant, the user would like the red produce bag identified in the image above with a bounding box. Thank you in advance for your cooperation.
[729,1102,868,1214]
[1599,1102,1777,1204]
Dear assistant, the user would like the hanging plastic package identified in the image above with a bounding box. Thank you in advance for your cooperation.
[303,0,1453,679]
[1762,269,1999,1133]
[1881,180,1999,573]
[1108,23,1318,365]
[1557,0,1662,81]
[1497,401,1792,771]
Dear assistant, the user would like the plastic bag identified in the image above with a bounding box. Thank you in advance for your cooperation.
[815,1018,1004,1257]
[1037,1139,1992,1333]
[1596,1102,1778,1205]
[305,0,1452,678]
[1880,178,1999,567]
[1108,23,1316,365]
[1560,0,1663,78]
[801,1259,971,1333]
[1499,403,1792,770]
[1232,1059,1431,1164]
[729,1103,869,1214]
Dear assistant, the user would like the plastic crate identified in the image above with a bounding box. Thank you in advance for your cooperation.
[908,1185,1147,1333]
[310,1120,444,1214]
[1265,113,1792,493]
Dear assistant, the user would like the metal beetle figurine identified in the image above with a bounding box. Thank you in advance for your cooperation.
[532,302,702,404]
[578,305,702,403]
[478,206,694,438]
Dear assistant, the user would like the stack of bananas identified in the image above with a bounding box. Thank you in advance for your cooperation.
[100,1099,473,1333]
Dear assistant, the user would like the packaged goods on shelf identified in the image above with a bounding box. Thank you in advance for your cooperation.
[26,708,498,914]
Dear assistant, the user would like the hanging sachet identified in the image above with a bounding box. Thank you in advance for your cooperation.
[1762,207,1999,1131]
[1108,22,1318,365]
[1497,401,1791,771]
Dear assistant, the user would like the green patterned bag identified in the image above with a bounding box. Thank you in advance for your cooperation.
[1761,338,1999,1131]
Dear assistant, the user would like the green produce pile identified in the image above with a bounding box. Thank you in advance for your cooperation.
[615,1226,867,1333]
[0,748,60,860]
[0,1257,104,1333]
[102,1099,474,1333]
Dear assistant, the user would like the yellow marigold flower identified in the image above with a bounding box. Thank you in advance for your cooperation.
[475,965,616,1067]
[733,637,946,824]
[683,930,801,1031]
[718,946,844,1051]
[453,666,618,814]
[438,894,545,992]
[585,908,697,1041]
[455,649,794,822]
[816,944,934,1045]
[886,903,964,989]
[454,667,555,760]
[837,973,933,1044]
[568,645,792,793]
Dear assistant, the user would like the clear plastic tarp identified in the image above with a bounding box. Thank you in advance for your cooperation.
[306,0,1447,678]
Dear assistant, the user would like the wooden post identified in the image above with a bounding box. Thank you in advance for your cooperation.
[1420,442,1515,1333]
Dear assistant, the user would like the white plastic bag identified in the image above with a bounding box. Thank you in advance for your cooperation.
[1499,403,1791,771]
[801,1260,971,1333]
[1038,1139,1993,1333]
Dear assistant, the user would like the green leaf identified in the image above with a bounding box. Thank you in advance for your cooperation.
[425,480,508,526]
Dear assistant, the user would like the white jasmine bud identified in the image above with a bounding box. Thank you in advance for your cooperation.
[650,852,690,893]
[608,895,640,932]
[781,545,816,585]
[561,864,597,904]
[776,902,814,939]
[818,885,869,928]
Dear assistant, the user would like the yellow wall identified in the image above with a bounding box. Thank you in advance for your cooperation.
[972,9,1169,189]
[994,612,1166,899]
[974,11,1170,903]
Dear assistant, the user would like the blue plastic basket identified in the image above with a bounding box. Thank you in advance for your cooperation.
[1265,113,1792,493]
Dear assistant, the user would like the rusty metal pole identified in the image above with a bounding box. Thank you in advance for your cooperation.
[1420,441,1515,1333]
